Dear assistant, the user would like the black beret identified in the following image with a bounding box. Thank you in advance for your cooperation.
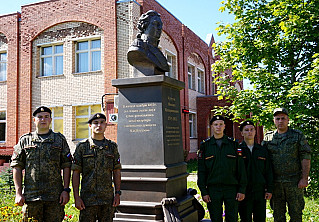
[273,108,288,116]
[210,115,225,125]
[88,113,106,124]
[33,106,52,117]
[240,120,255,131]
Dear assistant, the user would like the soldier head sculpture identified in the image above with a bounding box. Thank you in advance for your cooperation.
[127,10,169,76]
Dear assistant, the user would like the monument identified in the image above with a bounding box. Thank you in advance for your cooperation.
[112,10,198,221]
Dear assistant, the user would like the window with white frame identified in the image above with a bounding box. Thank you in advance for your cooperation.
[51,107,63,133]
[75,39,101,73]
[0,111,6,142]
[75,104,101,140]
[188,65,195,89]
[0,52,7,81]
[197,69,205,93]
[189,113,196,138]
[165,53,176,79]
[40,45,63,76]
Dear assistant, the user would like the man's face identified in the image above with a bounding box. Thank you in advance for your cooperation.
[33,112,52,131]
[274,113,289,132]
[211,120,225,137]
[145,16,162,39]
[241,125,256,141]
[90,118,107,135]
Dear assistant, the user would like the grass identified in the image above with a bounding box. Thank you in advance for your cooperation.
[1,162,319,221]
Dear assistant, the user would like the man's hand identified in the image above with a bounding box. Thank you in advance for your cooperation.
[265,192,272,200]
[59,191,70,206]
[236,193,245,201]
[202,195,211,203]
[298,178,308,189]
[113,194,120,207]
[15,193,25,206]
[74,196,86,210]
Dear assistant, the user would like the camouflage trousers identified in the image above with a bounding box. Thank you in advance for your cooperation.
[271,182,305,222]
[79,204,115,222]
[22,200,65,222]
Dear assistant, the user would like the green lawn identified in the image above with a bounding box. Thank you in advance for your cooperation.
[1,164,318,221]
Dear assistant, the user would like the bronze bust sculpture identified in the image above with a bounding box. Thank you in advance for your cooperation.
[127,10,169,76]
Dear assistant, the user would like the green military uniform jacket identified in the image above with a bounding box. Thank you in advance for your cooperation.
[197,135,247,196]
[240,142,273,195]
[262,128,311,182]
[10,130,72,202]
[72,137,121,207]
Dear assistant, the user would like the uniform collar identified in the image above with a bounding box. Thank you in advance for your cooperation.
[31,129,54,142]
[88,137,108,149]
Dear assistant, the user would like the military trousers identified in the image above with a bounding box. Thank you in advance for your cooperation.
[22,200,65,222]
[238,191,266,222]
[79,204,115,222]
[271,182,305,222]
[207,185,238,222]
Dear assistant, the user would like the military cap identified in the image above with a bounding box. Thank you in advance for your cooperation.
[210,115,225,125]
[88,113,106,124]
[273,108,288,116]
[240,120,255,131]
[33,106,52,117]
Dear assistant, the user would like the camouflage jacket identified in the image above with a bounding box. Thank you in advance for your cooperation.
[197,135,247,196]
[72,137,121,207]
[262,128,311,182]
[10,130,72,202]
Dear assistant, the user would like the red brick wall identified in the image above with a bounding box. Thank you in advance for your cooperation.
[138,0,214,155]
[19,0,118,139]
[0,13,20,150]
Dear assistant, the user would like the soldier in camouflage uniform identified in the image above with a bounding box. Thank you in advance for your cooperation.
[11,106,72,222]
[72,113,121,222]
[262,108,311,222]
[238,120,273,222]
[197,115,247,222]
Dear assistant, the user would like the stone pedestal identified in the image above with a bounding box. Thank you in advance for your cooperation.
[112,75,197,221]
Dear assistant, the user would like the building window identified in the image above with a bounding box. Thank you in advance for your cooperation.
[165,53,177,79]
[51,107,63,133]
[40,45,63,76]
[0,52,7,81]
[197,69,205,93]
[0,111,6,142]
[75,104,101,140]
[189,113,196,138]
[188,65,195,89]
[76,39,101,73]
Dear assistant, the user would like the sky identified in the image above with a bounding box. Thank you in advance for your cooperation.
[0,0,235,43]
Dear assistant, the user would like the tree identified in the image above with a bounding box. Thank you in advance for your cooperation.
[212,0,319,195]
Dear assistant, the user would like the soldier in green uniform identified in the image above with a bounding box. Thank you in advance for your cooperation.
[197,115,247,222]
[11,106,72,222]
[262,108,311,222]
[72,113,121,222]
[238,120,273,222]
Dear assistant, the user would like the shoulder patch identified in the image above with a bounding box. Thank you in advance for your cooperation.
[200,137,211,145]
[237,148,243,156]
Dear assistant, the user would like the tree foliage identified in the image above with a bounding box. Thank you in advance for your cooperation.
[212,0,319,195]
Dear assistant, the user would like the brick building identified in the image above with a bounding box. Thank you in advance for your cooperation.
[0,0,248,166]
